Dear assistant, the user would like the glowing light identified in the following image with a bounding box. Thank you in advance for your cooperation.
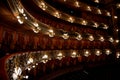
[115,40,119,43]
[109,37,114,42]
[25,75,29,79]
[87,6,91,11]
[106,12,111,16]
[54,11,61,18]
[42,54,48,59]
[88,35,94,41]
[95,50,102,56]
[17,16,24,24]
[114,16,118,19]
[42,54,48,63]
[99,36,104,42]
[116,29,119,32]
[33,22,39,27]
[27,57,33,64]
[75,1,80,7]
[18,8,24,14]
[25,16,28,19]
[71,51,77,58]
[27,68,31,71]
[12,67,22,80]
[84,50,90,57]
[93,22,99,28]
[18,19,24,24]
[116,52,120,58]
[97,9,102,14]
[57,52,62,57]
[33,28,40,33]
[103,24,108,29]
[39,1,47,10]
[68,17,74,23]
[94,0,99,3]
[76,33,82,40]
[105,49,111,55]
[32,65,35,68]
[48,29,55,37]
[116,3,120,8]
[17,16,20,19]
[36,63,38,65]
[62,33,69,39]
[57,52,63,60]
[81,20,87,25]
[12,73,18,80]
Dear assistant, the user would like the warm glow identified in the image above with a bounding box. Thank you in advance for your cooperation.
[54,11,61,18]
[36,63,38,65]
[99,36,104,42]
[18,19,24,24]
[76,33,82,40]
[17,16,20,19]
[103,24,108,29]
[71,51,77,58]
[14,67,22,76]
[116,52,120,58]
[93,22,99,28]
[17,16,24,24]
[116,29,119,32]
[32,65,35,68]
[109,37,114,42]
[39,1,47,10]
[106,12,111,16]
[82,20,87,25]
[95,50,102,56]
[12,73,18,80]
[57,52,63,60]
[27,57,33,64]
[115,40,119,43]
[57,52,62,57]
[116,3,120,8]
[62,33,69,39]
[25,75,29,79]
[68,17,74,23]
[105,49,111,55]
[33,27,40,33]
[75,1,80,7]
[88,35,94,41]
[114,16,118,19]
[18,8,24,14]
[48,29,55,37]
[84,50,90,57]
[42,54,48,59]
[87,6,91,11]
[27,68,31,71]
[33,22,39,27]
[97,9,102,14]
[94,0,99,3]
[42,54,49,63]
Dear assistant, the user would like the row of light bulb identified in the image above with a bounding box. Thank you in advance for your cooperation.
[15,8,116,44]
[32,27,120,43]
[14,9,116,43]
[10,49,113,65]
[7,48,113,80]
[61,0,110,16]
[8,0,114,43]
[9,0,120,44]
[64,0,100,3]
[35,0,109,29]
